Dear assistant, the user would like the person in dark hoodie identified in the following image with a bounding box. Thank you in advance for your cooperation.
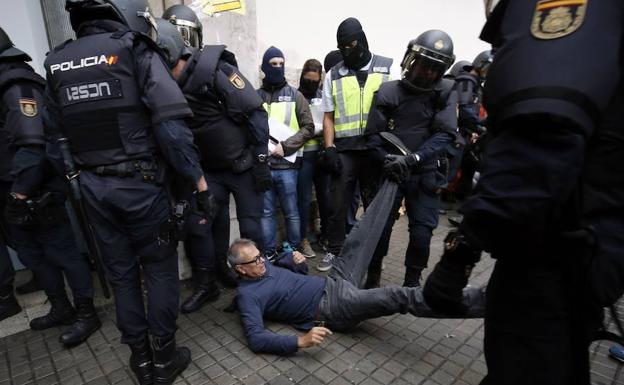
[317,17,393,272]
[257,46,315,259]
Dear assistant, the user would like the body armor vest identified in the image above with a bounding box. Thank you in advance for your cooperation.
[45,31,154,167]
[180,46,249,170]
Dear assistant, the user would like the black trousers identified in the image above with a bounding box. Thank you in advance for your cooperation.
[80,171,179,344]
[0,181,14,287]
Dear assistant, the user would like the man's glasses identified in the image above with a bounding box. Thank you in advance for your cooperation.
[237,253,264,266]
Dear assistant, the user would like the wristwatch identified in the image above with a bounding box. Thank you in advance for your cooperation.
[257,154,268,163]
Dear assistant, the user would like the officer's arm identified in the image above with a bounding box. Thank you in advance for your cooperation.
[280,91,316,156]
[134,43,204,187]
[415,90,457,163]
[3,83,47,197]
[320,70,336,148]
[456,79,481,135]
[365,93,390,163]
[238,294,299,355]
[215,62,269,158]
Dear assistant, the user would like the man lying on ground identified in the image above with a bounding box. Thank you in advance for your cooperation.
[227,238,485,355]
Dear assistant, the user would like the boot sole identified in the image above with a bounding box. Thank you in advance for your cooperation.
[180,293,220,314]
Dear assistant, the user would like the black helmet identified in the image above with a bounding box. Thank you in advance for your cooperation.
[155,18,186,68]
[470,50,493,78]
[400,30,455,91]
[448,60,471,78]
[0,27,31,61]
[65,0,158,40]
[163,4,203,49]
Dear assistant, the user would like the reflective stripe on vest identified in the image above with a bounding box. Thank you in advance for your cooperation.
[332,64,391,138]
[263,98,302,157]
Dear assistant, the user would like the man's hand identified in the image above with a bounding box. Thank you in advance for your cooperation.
[383,154,419,183]
[297,327,332,349]
[5,193,32,226]
[321,146,341,175]
[292,251,306,264]
[423,230,482,316]
[271,143,285,158]
[195,189,218,222]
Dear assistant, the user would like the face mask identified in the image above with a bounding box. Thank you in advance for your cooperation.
[340,43,371,70]
[262,65,285,86]
[299,78,320,98]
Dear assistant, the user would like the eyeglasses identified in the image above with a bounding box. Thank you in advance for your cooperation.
[237,253,264,266]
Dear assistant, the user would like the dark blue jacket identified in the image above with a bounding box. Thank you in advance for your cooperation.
[237,261,326,355]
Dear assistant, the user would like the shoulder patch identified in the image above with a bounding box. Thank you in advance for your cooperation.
[229,73,245,90]
[19,98,38,117]
[531,0,587,40]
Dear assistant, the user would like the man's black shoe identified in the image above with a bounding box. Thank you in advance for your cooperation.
[15,275,42,295]
[129,336,154,385]
[59,298,101,346]
[181,268,220,314]
[30,296,76,330]
[152,335,191,385]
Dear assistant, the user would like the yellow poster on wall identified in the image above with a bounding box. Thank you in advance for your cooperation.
[192,0,246,16]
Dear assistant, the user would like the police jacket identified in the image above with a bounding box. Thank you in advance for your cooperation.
[257,82,315,169]
[44,20,202,183]
[366,79,458,172]
[0,61,64,196]
[178,45,269,171]
[454,71,484,136]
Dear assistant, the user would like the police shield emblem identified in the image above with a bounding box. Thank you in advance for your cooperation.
[229,73,245,89]
[19,98,38,117]
[531,0,587,40]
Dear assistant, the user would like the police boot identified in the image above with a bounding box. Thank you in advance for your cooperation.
[0,284,21,322]
[403,267,423,288]
[181,268,220,314]
[15,274,42,295]
[30,296,76,330]
[59,298,101,346]
[129,336,154,385]
[152,335,191,385]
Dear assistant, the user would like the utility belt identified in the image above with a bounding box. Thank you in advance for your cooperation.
[89,159,163,183]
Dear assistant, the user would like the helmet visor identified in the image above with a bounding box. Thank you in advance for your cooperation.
[176,25,200,48]
[401,50,448,91]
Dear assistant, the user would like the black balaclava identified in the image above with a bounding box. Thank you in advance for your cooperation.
[323,50,343,73]
[336,17,372,70]
[299,76,320,100]
[261,46,286,88]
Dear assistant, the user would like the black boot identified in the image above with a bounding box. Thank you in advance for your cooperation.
[403,267,423,288]
[181,268,220,314]
[152,335,191,385]
[216,257,238,288]
[30,296,76,330]
[0,285,21,322]
[129,336,154,385]
[59,297,101,346]
[15,274,42,295]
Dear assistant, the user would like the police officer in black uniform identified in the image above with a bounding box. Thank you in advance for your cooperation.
[161,5,271,313]
[0,27,102,346]
[365,31,458,288]
[424,1,624,384]
[44,1,214,384]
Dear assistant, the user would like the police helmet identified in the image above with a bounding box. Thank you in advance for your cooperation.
[470,50,493,77]
[401,30,455,91]
[163,4,203,49]
[448,60,471,78]
[65,0,158,41]
[0,27,31,61]
[155,18,187,68]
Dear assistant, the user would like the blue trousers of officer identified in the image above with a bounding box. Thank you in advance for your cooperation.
[80,172,179,344]
[9,209,94,300]
[205,168,264,257]
[370,171,441,272]
[0,181,14,287]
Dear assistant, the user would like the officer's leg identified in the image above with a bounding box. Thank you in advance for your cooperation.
[404,173,440,287]
[261,172,279,254]
[39,217,100,346]
[274,169,301,249]
[0,241,19,321]
[313,159,331,243]
[326,152,358,256]
[229,170,265,249]
[297,151,316,242]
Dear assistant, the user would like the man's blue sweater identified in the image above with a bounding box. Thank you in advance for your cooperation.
[237,261,326,355]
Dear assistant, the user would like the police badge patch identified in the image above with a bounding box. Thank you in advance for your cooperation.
[531,0,587,40]
[229,73,245,89]
[19,98,38,117]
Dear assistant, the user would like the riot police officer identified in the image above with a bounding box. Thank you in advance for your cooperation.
[161,5,271,312]
[0,26,102,345]
[365,30,458,288]
[44,1,213,384]
[424,1,624,384]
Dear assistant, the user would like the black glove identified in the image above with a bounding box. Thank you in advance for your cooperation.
[423,230,482,316]
[383,154,419,183]
[321,146,342,175]
[195,190,218,222]
[4,193,33,226]
[251,161,273,192]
